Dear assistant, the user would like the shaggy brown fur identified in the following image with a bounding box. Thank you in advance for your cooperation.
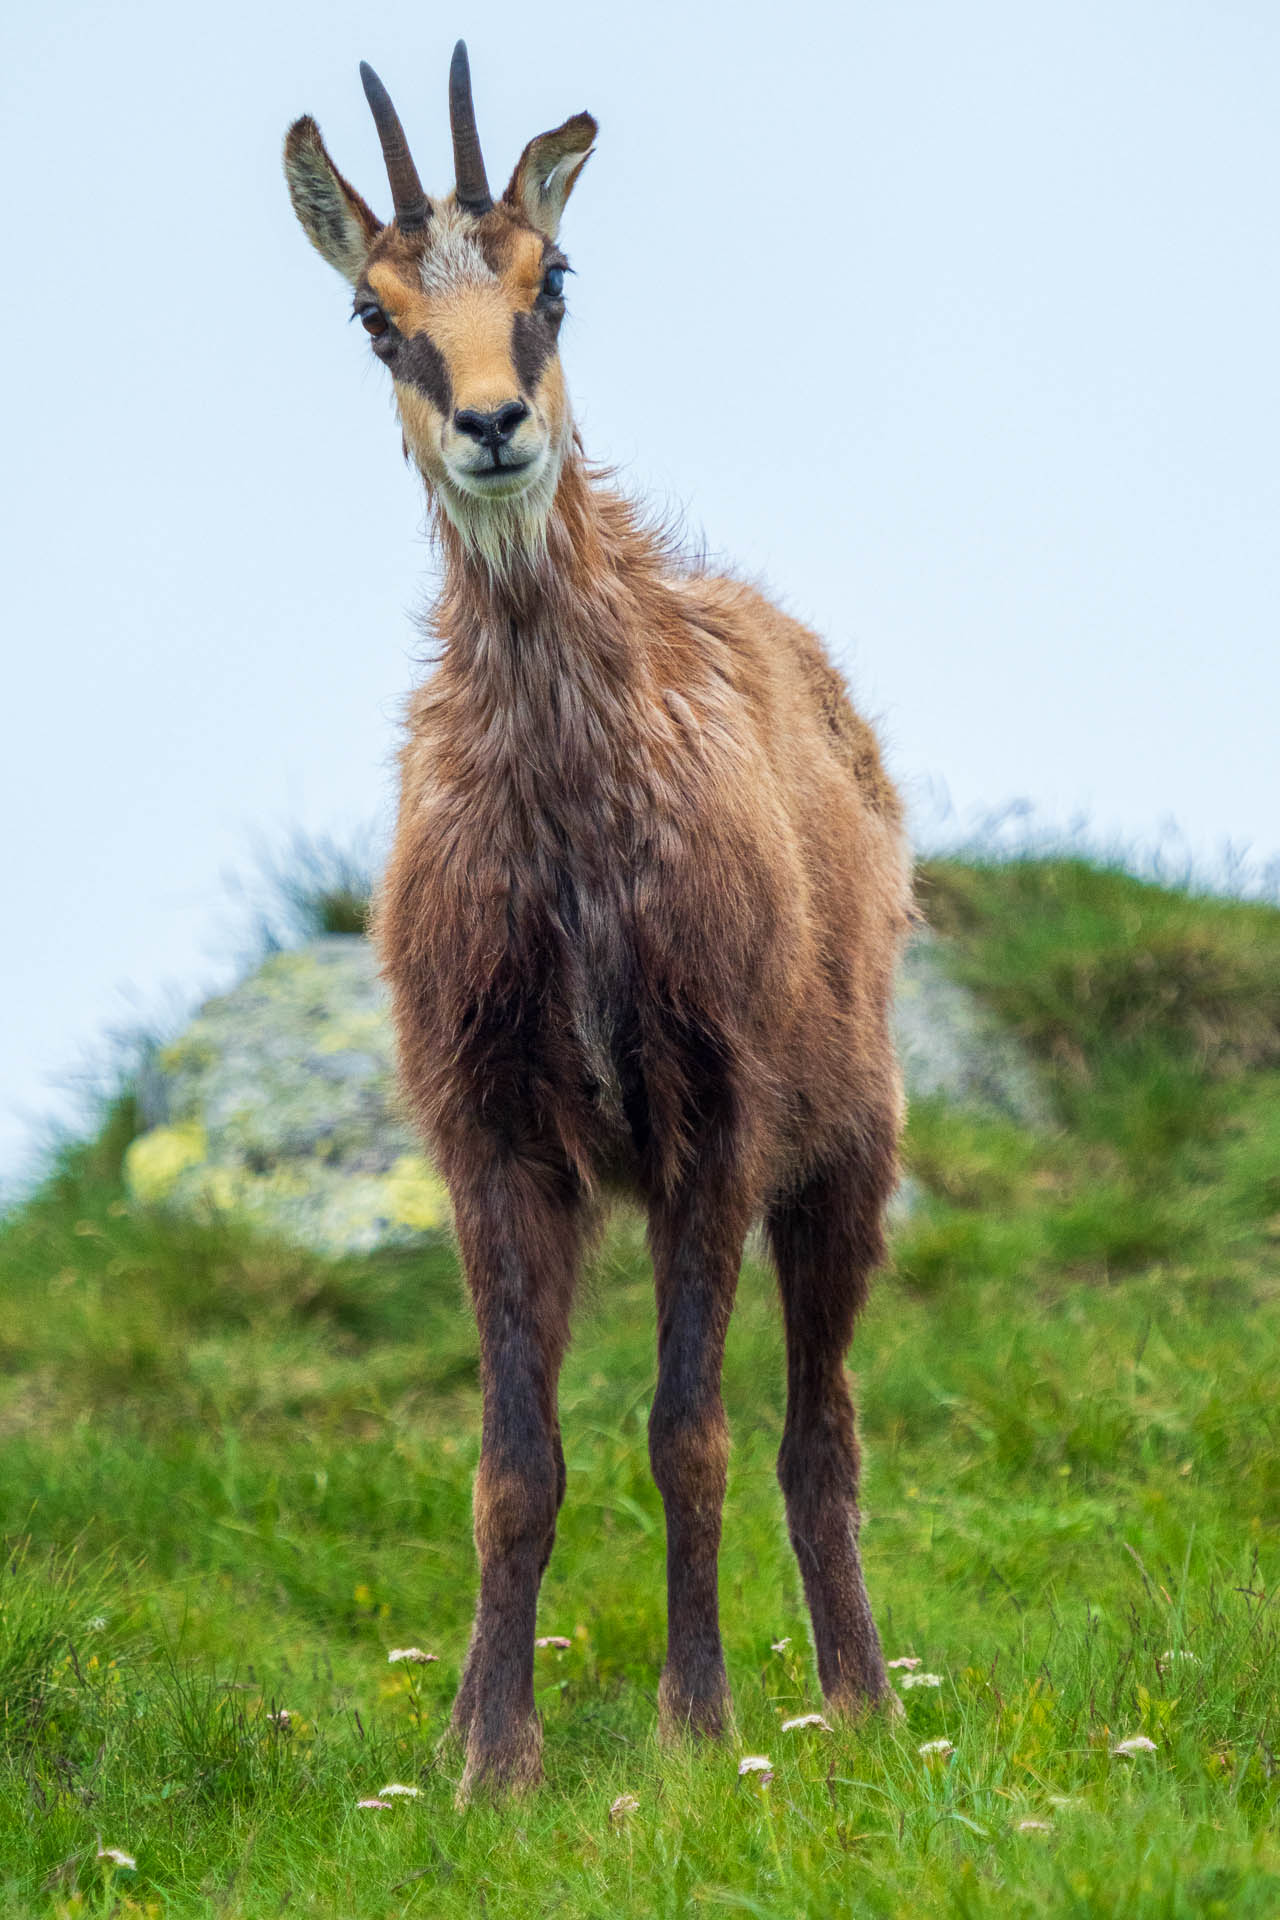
[285,51,912,1798]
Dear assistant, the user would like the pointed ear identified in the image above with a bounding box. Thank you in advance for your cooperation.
[284,116,382,284]
[503,112,597,240]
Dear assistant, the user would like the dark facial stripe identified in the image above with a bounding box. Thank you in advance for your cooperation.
[396,331,452,413]
[475,224,514,278]
[511,309,557,398]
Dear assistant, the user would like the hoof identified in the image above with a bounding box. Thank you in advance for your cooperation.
[448,1678,476,1744]
[456,1713,543,1805]
[657,1668,732,1743]
[825,1680,903,1723]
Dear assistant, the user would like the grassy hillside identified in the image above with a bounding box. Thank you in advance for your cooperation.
[1,859,1278,1917]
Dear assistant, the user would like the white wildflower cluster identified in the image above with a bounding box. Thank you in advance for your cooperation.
[97,1846,136,1870]
[781,1713,831,1733]
[536,1635,572,1650]
[899,1672,942,1691]
[886,1656,921,1671]
[1111,1735,1157,1756]
[357,1781,423,1810]
[917,1738,954,1758]
[609,1793,640,1822]
[387,1647,438,1665]
[738,1755,773,1781]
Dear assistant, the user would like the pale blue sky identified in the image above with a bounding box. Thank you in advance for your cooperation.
[2,0,1277,1182]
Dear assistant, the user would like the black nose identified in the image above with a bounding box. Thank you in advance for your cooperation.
[453,401,530,450]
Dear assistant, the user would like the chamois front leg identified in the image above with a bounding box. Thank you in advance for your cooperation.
[647,1141,751,1740]
[446,1139,583,1800]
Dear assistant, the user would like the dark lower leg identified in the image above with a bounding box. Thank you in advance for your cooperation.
[777,1358,891,1710]
[769,1140,896,1712]
[450,1416,564,1750]
[650,1369,731,1734]
[647,1168,748,1737]
[446,1148,581,1796]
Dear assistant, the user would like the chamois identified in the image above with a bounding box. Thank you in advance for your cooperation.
[285,44,912,1797]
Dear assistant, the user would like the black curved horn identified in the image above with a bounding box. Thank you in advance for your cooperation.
[449,40,493,215]
[359,61,430,231]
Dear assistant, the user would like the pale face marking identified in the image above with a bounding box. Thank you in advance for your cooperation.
[419,208,497,296]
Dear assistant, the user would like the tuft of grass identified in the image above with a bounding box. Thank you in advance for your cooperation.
[233,828,379,949]
[268,831,375,938]
[0,1543,120,1749]
[919,856,1280,1081]
[0,857,1278,1915]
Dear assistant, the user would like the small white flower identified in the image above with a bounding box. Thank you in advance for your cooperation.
[1017,1818,1052,1832]
[536,1635,572,1650]
[738,1754,773,1776]
[86,1616,108,1633]
[770,1637,792,1653]
[266,1707,292,1728]
[97,1847,137,1869]
[781,1713,831,1732]
[377,1782,421,1798]
[1160,1650,1198,1663]
[609,1792,640,1822]
[887,1655,922,1671]
[900,1672,943,1690]
[387,1647,437,1665]
[917,1738,955,1758]
[357,1797,392,1809]
[1111,1735,1157,1755]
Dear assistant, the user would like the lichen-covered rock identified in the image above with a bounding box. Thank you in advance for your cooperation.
[126,939,448,1256]
[126,930,1047,1255]
[891,931,1050,1129]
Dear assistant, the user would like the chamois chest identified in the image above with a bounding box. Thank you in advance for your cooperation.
[396,679,682,1165]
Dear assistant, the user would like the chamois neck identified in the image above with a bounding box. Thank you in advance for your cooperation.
[424,447,685,830]
[434,446,663,640]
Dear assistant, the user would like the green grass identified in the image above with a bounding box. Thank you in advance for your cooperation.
[2,857,1278,1916]
[232,830,378,948]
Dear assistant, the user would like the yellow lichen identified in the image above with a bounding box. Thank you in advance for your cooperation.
[157,1035,216,1076]
[124,1124,209,1204]
[382,1155,450,1230]
[260,949,322,987]
[315,1011,386,1055]
[201,1167,239,1213]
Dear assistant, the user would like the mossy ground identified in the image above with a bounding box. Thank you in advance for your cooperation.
[1,859,1278,1917]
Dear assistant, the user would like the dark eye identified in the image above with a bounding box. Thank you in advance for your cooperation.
[542,266,565,300]
[358,304,388,337]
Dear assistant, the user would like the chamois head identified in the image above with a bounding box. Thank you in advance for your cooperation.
[284,44,595,558]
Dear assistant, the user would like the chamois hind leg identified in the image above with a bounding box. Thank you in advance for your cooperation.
[445,1135,584,1799]
[767,1123,898,1716]
[647,1136,751,1739]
